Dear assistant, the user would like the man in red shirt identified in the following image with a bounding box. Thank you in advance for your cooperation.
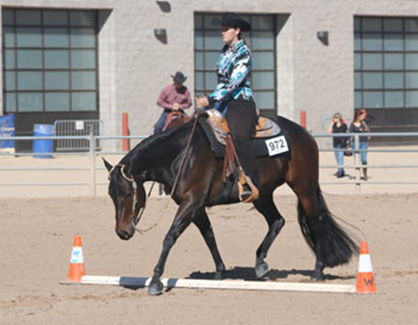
[154,71,192,134]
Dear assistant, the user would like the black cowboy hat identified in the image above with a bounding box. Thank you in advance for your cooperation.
[220,12,251,32]
[171,71,187,83]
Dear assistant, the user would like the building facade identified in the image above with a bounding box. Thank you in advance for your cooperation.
[1,0,418,150]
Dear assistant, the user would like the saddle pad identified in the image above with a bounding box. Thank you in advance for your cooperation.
[198,116,290,159]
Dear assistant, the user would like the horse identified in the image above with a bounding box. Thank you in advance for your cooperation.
[156,110,191,195]
[103,114,358,295]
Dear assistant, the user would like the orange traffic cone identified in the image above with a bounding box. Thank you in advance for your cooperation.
[67,234,86,283]
[356,241,376,293]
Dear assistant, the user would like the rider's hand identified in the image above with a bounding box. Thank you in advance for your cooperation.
[172,103,180,111]
[195,97,209,109]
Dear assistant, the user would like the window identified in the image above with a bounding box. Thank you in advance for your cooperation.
[354,17,418,109]
[194,13,277,111]
[2,8,98,113]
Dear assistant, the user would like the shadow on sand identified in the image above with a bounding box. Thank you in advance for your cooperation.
[187,266,354,282]
[120,266,354,292]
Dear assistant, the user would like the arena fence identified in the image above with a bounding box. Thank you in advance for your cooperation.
[0,132,417,196]
[316,132,418,193]
[54,119,103,152]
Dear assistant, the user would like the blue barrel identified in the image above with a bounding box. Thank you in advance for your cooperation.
[33,124,54,158]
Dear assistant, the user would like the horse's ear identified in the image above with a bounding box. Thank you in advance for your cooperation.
[102,158,113,172]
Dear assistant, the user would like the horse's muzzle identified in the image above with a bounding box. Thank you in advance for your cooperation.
[116,229,134,240]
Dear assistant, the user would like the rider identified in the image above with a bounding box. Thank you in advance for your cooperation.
[154,71,192,134]
[195,12,258,202]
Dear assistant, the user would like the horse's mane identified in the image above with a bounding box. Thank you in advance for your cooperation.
[119,121,194,165]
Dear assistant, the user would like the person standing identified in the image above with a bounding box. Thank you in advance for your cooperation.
[328,113,348,178]
[195,12,258,202]
[349,109,371,180]
[154,71,192,134]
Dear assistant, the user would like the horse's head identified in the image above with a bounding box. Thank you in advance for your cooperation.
[103,158,146,240]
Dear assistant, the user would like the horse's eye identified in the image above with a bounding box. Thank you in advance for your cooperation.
[125,192,132,198]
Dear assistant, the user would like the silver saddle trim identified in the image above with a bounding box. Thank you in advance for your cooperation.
[206,109,229,145]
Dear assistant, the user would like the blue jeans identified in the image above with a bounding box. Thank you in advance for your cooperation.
[334,144,345,174]
[359,141,368,165]
[154,110,170,134]
[352,141,368,165]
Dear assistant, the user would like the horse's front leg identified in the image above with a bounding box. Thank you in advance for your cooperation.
[193,208,226,279]
[148,199,198,295]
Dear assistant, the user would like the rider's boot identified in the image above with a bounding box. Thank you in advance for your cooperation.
[241,183,253,201]
[238,176,259,203]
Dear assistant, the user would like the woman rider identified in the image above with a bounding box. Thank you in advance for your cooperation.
[196,12,258,202]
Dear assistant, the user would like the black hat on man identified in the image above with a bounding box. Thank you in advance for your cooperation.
[220,12,251,32]
[171,71,187,83]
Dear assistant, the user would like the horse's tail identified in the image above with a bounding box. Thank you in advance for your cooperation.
[297,187,359,268]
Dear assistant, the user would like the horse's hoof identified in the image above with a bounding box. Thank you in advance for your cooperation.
[213,271,223,280]
[310,272,325,281]
[148,281,163,295]
[255,262,269,278]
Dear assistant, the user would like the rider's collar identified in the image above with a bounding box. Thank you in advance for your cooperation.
[231,40,244,53]
[222,40,244,54]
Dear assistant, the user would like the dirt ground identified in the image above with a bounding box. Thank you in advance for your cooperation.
[1,191,417,324]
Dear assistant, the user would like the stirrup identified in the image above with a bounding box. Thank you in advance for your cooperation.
[238,176,259,203]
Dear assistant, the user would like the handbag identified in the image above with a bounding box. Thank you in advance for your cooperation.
[344,146,353,157]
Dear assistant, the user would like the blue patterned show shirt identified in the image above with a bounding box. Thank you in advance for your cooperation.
[209,40,253,103]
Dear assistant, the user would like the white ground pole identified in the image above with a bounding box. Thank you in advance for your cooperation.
[62,275,356,293]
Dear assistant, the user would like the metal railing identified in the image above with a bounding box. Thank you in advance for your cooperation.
[315,132,418,193]
[54,119,103,152]
[0,131,417,196]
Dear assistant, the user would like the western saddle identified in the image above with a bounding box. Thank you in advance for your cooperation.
[204,109,281,203]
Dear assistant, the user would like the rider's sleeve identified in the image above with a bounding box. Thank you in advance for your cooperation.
[179,88,193,110]
[156,86,173,109]
[209,50,251,102]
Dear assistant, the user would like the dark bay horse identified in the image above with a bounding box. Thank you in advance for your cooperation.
[104,115,358,295]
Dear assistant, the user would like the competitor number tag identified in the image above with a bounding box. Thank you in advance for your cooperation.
[265,135,289,156]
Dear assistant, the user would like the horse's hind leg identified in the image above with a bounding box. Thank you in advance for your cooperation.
[193,208,226,279]
[296,190,325,280]
[253,194,285,278]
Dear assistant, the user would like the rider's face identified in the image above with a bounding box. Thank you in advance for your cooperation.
[221,26,240,45]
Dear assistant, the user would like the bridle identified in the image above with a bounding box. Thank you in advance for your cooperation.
[106,112,201,233]
[108,164,147,230]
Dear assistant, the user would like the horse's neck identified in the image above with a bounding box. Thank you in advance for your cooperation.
[131,129,189,183]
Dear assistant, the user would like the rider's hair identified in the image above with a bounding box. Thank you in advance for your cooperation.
[353,109,367,122]
[238,31,247,45]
